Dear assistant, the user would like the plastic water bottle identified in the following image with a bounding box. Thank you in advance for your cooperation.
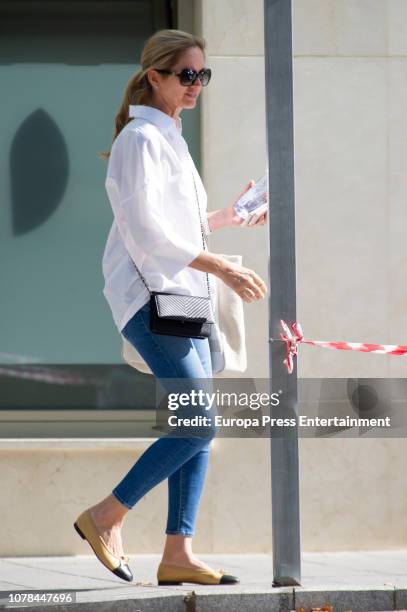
[233,171,269,220]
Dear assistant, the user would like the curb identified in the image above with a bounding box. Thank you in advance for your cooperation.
[1,586,406,612]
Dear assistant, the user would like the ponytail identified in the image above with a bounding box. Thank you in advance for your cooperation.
[99,67,152,160]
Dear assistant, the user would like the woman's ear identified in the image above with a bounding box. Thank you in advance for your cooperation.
[146,68,159,90]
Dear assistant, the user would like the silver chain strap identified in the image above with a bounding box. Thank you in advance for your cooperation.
[132,170,211,300]
[191,171,211,300]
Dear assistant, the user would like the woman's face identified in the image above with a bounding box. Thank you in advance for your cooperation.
[149,46,207,115]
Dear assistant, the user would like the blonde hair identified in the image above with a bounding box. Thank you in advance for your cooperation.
[99,29,206,160]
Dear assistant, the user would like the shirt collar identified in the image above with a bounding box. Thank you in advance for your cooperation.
[128,104,182,134]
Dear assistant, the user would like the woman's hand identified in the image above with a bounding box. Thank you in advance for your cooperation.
[217,261,268,303]
[223,180,268,228]
[189,252,267,303]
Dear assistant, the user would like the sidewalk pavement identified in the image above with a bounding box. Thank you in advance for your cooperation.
[0,551,407,611]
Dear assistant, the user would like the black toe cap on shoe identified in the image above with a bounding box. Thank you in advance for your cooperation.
[112,562,133,582]
[219,574,240,584]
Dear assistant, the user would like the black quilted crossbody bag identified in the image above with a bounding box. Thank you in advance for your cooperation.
[132,171,215,339]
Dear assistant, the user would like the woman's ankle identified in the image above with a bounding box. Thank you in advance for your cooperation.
[89,494,129,528]
[161,534,193,565]
[161,551,195,565]
[89,501,126,529]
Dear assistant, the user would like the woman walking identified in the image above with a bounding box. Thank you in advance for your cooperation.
[74,29,267,586]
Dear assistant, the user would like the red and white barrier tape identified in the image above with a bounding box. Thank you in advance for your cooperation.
[276,319,407,374]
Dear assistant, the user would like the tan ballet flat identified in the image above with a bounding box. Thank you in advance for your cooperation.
[157,561,240,585]
[73,509,133,582]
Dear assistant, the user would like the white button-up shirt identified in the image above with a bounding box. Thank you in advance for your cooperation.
[102,104,217,333]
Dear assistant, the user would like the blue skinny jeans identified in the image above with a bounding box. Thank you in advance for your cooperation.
[112,301,217,536]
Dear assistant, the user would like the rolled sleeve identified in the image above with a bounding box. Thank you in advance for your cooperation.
[105,129,202,278]
[202,212,212,236]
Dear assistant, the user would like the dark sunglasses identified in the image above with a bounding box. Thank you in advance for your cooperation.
[155,67,212,87]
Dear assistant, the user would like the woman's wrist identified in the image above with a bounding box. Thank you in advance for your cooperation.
[207,208,232,232]
[189,251,233,277]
